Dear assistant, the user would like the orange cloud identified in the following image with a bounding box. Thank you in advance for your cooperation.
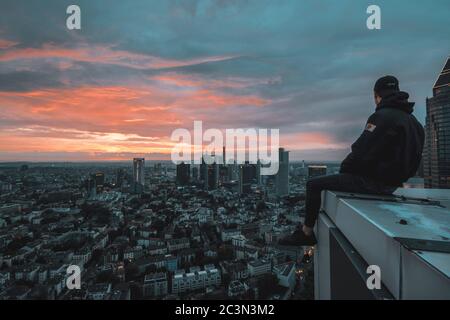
[0,41,328,161]
[0,81,271,159]
[0,86,182,135]
[0,39,18,49]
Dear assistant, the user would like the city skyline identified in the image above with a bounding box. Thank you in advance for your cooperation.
[1,1,449,303]
[1,1,449,162]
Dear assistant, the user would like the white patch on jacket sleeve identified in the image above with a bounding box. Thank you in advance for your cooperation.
[365,123,377,132]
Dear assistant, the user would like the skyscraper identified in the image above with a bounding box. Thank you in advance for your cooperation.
[219,146,228,184]
[207,162,219,190]
[222,146,226,165]
[239,162,253,194]
[176,162,190,186]
[424,57,450,189]
[200,157,208,188]
[133,158,145,193]
[200,155,219,190]
[237,161,261,194]
[116,168,125,188]
[192,167,199,181]
[275,148,289,196]
[227,161,238,181]
[255,159,261,185]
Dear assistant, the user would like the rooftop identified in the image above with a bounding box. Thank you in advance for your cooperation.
[274,261,295,277]
[248,259,270,268]
[144,272,167,282]
[433,56,450,90]
[316,188,450,300]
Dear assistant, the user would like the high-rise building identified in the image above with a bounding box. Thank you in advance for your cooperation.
[176,162,190,186]
[238,161,261,194]
[294,160,308,177]
[227,161,238,181]
[222,146,226,165]
[116,168,125,188]
[93,172,104,193]
[255,159,261,185]
[239,162,253,194]
[219,165,228,184]
[275,148,289,196]
[192,167,199,181]
[424,57,450,189]
[308,165,327,180]
[133,158,145,193]
[200,156,219,190]
[200,157,208,187]
[86,176,97,198]
[207,162,219,190]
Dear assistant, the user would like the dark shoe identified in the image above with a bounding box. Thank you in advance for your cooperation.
[279,226,317,246]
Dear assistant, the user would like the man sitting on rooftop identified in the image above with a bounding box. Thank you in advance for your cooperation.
[280,75,425,246]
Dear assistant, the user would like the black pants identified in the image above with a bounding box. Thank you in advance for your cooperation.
[304,173,397,228]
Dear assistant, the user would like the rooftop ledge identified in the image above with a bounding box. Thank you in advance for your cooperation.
[314,188,450,300]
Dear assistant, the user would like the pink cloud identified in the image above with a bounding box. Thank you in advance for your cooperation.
[153,72,280,89]
[0,42,237,69]
[0,39,18,49]
[0,80,271,158]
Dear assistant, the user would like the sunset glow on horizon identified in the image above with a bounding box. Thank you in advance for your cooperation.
[1,1,448,162]
[0,40,343,162]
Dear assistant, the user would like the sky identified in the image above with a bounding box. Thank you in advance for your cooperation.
[0,0,449,162]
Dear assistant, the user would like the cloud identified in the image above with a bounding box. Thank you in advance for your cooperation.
[0,69,66,92]
[0,42,237,70]
[0,39,18,49]
[0,80,271,159]
[0,0,449,161]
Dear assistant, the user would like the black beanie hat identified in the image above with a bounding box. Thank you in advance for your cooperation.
[374,75,400,97]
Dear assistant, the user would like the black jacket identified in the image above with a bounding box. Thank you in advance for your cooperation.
[340,91,425,187]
